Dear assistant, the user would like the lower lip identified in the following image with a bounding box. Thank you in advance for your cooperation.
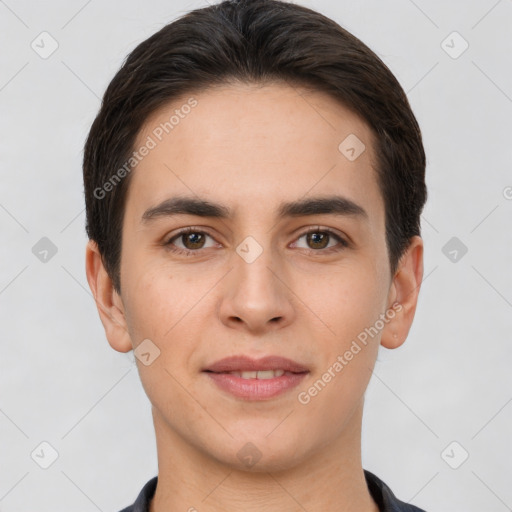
[203,371,308,400]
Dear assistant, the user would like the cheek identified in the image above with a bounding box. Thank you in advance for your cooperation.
[296,271,384,431]
[308,262,387,342]
[122,263,207,357]
[121,268,166,340]
[122,268,200,406]
[120,265,181,375]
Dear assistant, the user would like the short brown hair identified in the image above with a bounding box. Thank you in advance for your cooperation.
[83,0,427,294]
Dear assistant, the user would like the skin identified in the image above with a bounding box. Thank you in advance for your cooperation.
[86,82,423,512]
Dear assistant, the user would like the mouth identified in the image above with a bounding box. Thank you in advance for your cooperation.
[203,369,306,379]
[203,354,309,373]
[202,355,309,400]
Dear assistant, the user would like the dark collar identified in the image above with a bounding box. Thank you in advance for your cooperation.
[119,470,426,512]
[363,469,427,511]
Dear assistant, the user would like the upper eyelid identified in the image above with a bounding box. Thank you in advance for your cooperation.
[293,227,349,248]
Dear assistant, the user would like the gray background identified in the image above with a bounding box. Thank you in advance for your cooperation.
[1,0,511,510]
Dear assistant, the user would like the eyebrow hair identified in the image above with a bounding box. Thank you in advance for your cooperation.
[141,195,368,224]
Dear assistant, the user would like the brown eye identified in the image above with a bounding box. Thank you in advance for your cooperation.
[181,232,206,250]
[306,232,329,249]
[164,228,217,255]
[293,228,349,254]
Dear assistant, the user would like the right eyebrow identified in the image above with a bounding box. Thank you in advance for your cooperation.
[141,196,231,224]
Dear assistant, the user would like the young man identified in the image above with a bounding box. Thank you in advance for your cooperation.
[83,0,427,510]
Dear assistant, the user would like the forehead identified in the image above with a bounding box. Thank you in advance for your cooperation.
[125,82,384,230]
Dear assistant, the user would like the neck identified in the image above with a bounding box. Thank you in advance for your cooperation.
[149,400,378,512]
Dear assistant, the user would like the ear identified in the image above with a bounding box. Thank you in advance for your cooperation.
[380,235,424,349]
[85,239,133,353]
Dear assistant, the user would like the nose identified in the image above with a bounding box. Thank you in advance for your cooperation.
[218,241,295,335]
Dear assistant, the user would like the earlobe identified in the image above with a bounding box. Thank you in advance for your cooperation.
[85,240,133,353]
[380,236,424,349]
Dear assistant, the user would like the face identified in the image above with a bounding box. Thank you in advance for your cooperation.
[87,82,422,472]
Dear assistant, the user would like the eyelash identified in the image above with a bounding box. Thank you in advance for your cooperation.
[163,226,349,257]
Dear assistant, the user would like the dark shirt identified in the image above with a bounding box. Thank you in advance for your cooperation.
[119,469,426,511]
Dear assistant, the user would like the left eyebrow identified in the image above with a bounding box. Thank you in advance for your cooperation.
[140,194,369,224]
[277,195,368,221]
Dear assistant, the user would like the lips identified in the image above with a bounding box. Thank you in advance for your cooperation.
[202,355,310,400]
[202,355,309,374]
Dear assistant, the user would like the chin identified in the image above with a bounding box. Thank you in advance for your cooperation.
[210,437,309,473]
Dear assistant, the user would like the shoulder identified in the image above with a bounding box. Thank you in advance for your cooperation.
[364,469,427,512]
[117,476,158,512]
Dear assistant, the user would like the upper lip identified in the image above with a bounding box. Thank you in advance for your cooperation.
[203,355,309,373]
